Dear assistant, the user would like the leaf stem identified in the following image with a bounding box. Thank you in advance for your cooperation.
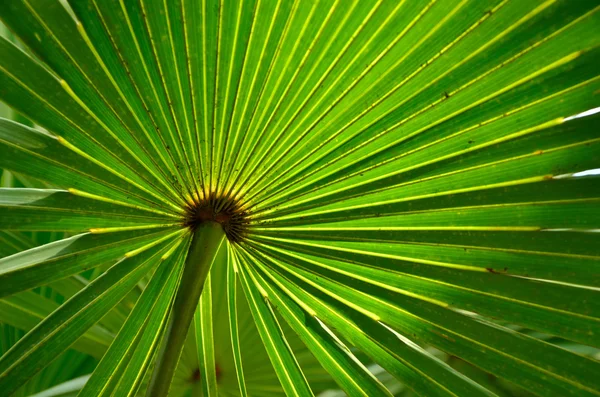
[146,222,225,397]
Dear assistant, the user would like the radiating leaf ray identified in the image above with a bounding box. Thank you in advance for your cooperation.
[79,235,189,396]
[103,0,198,199]
[212,0,262,197]
[0,234,179,396]
[0,228,183,299]
[218,0,317,197]
[249,236,600,347]
[250,242,600,396]
[226,246,247,397]
[0,188,179,232]
[236,0,423,199]
[0,118,175,211]
[247,2,600,207]
[67,0,194,201]
[236,249,315,397]
[0,36,185,212]
[0,290,113,359]
[256,77,600,212]
[220,0,324,196]
[256,175,600,232]
[246,257,394,397]
[137,0,202,200]
[0,0,188,206]
[243,0,473,199]
[194,272,218,397]
[244,245,495,397]
[224,0,369,198]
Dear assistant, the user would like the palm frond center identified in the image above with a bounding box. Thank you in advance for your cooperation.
[184,192,249,242]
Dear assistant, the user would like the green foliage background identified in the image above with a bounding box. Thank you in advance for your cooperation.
[0,1,599,396]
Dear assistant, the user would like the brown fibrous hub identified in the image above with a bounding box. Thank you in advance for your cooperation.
[184,193,249,243]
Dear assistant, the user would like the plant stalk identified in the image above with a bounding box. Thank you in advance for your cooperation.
[146,222,225,397]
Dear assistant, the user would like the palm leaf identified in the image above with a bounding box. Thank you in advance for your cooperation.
[0,0,599,396]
